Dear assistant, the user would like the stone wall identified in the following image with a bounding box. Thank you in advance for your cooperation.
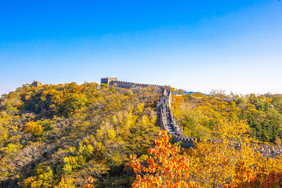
[157,87,281,157]
[102,78,281,158]
[110,80,162,90]
[101,77,118,84]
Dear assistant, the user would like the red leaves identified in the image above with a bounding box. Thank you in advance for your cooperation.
[130,130,281,187]
[130,131,190,187]
[82,176,95,188]
[130,155,141,173]
[261,171,282,188]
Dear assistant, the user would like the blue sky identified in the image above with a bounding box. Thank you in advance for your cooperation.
[0,0,281,95]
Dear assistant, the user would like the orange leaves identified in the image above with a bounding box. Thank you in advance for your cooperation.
[82,184,94,188]
[84,139,90,145]
[130,155,141,173]
[82,176,95,188]
[131,126,281,187]
[230,171,282,188]
[73,85,84,94]
[130,131,190,187]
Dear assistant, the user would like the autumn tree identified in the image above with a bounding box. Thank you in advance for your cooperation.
[131,119,282,187]
[24,121,43,136]
[131,131,191,187]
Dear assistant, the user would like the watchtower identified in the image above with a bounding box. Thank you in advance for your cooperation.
[31,81,41,88]
[157,88,171,109]
[101,77,118,85]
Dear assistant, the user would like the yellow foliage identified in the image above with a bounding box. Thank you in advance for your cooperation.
[24,121,43,136]
[107,129,116,140]
[136,103,145,114]
[131,119,282,187]
[54,177,75,188]
[24,166,54,188]
[23,176,37,187]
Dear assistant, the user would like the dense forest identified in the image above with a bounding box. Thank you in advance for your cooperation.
[130,90,281,188]
[171,90,282,145]
[0,82,161,187]
[0,82,281,187]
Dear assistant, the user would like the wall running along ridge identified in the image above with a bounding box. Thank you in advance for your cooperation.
[110,80,162,89]
[105,79,281,158]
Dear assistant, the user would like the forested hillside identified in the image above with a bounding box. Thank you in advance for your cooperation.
[130,91,281,187]
[171,90,282,145]
[0,82,161,187]
[1,83,281,187]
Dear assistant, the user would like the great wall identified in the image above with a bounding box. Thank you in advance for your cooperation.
[101,77,281,158]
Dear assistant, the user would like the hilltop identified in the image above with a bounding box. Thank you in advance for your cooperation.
[0,81,161,187]
[0,80,281,187]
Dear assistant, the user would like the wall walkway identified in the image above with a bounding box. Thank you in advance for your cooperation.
[108,79,281,158]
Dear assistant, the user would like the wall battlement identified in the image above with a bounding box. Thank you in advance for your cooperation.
[100,78,164,89]
[110,80,163,89]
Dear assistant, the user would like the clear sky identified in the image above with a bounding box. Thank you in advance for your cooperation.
[0,0,281,95]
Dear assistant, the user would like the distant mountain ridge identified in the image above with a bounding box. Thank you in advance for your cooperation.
[174,89,207,96]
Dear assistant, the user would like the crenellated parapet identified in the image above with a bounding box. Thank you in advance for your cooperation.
[101,78,165,92]
[110,80,164,90]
